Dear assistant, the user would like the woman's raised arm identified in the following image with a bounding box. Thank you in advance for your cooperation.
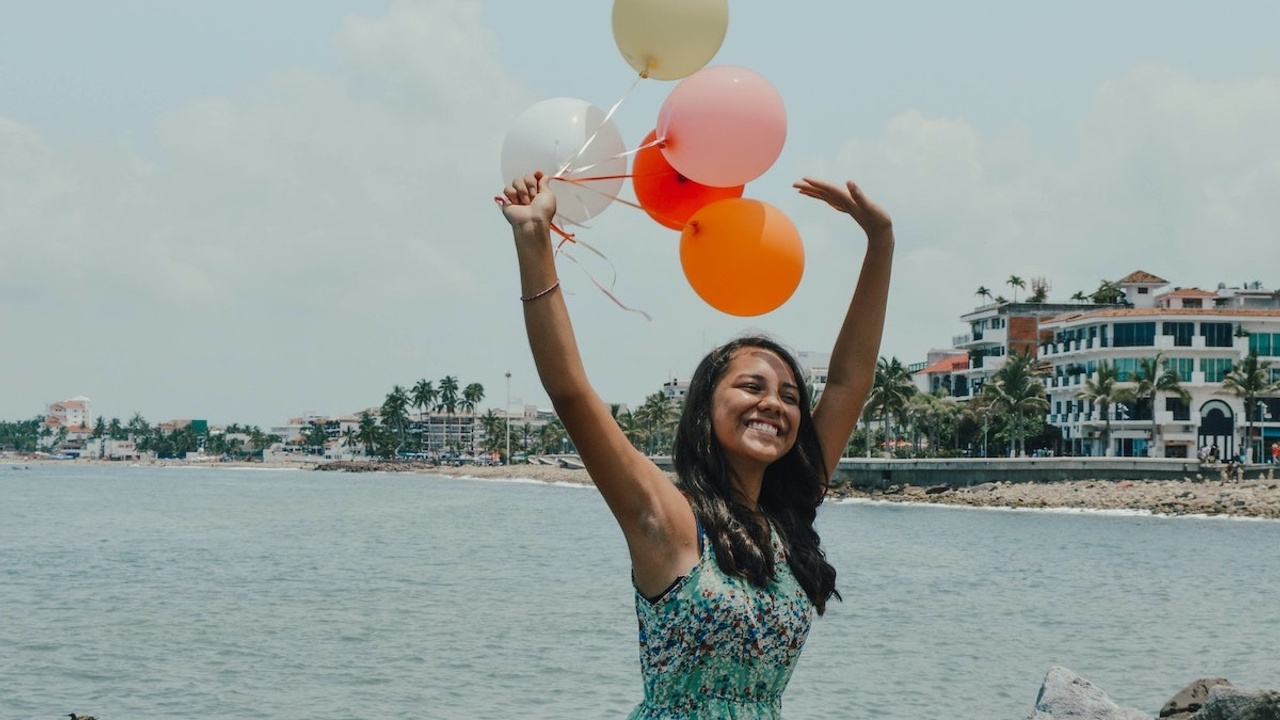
[792,178,895,476]
[500,173,697,595]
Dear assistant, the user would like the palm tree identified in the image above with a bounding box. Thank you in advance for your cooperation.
[982,350,1049,456]
[341,426,360,458]
[1076,361,1133,456]
[608,403,639,450]
[1221,351,1280,462]
[1091,279,1125,305]
[975,286,992,305]
[437,376,460,451]
[1070,291,1088,304]
[1130,354,1191,457]
[478,409,505,457]
[519,422,535,454]
[356,412,379,458]
[381,385,411,455]
[868,357,916,457]
[461,382,485,453]
[411,379,437,450]
[539,417,568,455]
[1007,275,1025,303]
[633,392,677,455]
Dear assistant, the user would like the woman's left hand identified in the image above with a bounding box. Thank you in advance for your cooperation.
[794,177,892,239]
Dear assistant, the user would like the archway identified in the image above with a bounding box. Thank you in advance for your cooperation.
[1198,400,1235,460]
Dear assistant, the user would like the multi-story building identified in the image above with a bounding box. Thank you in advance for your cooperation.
[1039,272,1280,459]
[921,270,1280,459]
[44,396,92,433]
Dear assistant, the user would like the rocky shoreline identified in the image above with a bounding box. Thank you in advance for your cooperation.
[1027,666,1278,720]
[831,478,1280,520]
[314,460,1280,520]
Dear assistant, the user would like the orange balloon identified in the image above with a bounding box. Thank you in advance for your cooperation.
[679,198,804,316]
[633,130,743,231]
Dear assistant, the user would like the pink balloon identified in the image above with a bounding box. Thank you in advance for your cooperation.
[656,66,787,188]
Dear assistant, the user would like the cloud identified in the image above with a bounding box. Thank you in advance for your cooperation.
[0,0,540,423]
[816,61,1280,360]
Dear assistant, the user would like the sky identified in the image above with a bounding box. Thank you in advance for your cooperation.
[3,1,1279,428]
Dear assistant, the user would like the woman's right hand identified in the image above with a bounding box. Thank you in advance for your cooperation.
[500,172,557,233]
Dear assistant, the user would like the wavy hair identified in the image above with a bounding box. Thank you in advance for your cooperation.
[672,336,840,614]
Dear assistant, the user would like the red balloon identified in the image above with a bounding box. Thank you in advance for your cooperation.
[680,198,804,316]
[632,131,744,231]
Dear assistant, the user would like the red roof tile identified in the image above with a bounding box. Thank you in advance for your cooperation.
[1116,270,1168,285]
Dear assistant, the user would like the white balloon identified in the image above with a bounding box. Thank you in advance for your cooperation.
[500,98,627,226]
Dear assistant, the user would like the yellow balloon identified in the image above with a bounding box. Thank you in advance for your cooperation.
[612,0,729,81]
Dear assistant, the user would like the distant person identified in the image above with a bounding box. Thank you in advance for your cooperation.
[499,171,893,718]
[1271,442,1278,465]
[1209,444,1220,463]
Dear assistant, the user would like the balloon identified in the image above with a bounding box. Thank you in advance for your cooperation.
[680,198,804,316]
[500,97,627,225]
[657,66,787,188]
[612,0,728,81]
[632,130,743,231]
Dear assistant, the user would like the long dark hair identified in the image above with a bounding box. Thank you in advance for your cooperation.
[672,335,840,614]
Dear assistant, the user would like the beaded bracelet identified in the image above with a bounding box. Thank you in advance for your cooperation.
[520,280,561,302]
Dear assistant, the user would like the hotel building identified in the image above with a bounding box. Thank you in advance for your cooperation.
[919,271,1280,459]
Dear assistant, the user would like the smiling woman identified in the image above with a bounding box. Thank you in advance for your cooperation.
[499,171,894,719]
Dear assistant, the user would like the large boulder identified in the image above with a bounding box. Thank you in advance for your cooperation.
[1192,686,1280,720]
[1027,666,1151,720]
[1160,678,1232,719]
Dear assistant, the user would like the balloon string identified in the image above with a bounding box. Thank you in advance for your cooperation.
[557,242,653,322]
[552,175,692,231]
[493,192,648,318]
[555,74,645,178]
[567,133,664,177]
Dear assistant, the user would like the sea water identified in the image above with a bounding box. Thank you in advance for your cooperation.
[2,463,1278,719]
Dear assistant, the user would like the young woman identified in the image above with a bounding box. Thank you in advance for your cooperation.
[499,172,893,719]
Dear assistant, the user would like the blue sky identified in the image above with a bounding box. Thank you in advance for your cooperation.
[3,1,1279,427]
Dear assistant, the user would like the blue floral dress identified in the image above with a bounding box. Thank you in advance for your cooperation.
[627,526,814,719]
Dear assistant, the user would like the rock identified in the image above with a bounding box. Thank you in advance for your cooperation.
[1160,678,1232,719]
[1027,666,1152,720]
[1191,686,1280,719]
[924,484,951,495]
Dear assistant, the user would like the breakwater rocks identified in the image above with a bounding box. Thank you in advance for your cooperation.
[1027,666,1279,720]
[832,478,1280,520]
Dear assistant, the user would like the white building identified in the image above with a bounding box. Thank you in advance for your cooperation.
[44,396,92,433]
[1039,272,1280,459]
[920,271,1280,460]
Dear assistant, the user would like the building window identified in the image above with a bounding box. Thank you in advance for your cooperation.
[1165,357,1194,382]
[1162,322,1194,347]
[1137,287,1149,294]
[1113,322,1155,347]
[1113,358,1138,381]
[1201,358,1233,383]
[1165,397,1190,422]
[1200,322,1234,348]
[1248,333,1277,356]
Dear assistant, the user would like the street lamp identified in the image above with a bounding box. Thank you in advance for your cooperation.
[505,371,511,464]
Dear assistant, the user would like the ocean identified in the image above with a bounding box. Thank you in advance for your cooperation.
[2,463,1278,719]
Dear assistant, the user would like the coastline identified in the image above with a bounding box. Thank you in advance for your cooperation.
[13,456,1280,520]
[367,460,1280,520]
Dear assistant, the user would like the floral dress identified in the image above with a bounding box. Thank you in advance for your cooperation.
[627,526,814,719]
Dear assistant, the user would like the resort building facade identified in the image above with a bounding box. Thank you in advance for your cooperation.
[920,271,1280,459]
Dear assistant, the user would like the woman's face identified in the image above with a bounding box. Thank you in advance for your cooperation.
[710,347,802,472]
